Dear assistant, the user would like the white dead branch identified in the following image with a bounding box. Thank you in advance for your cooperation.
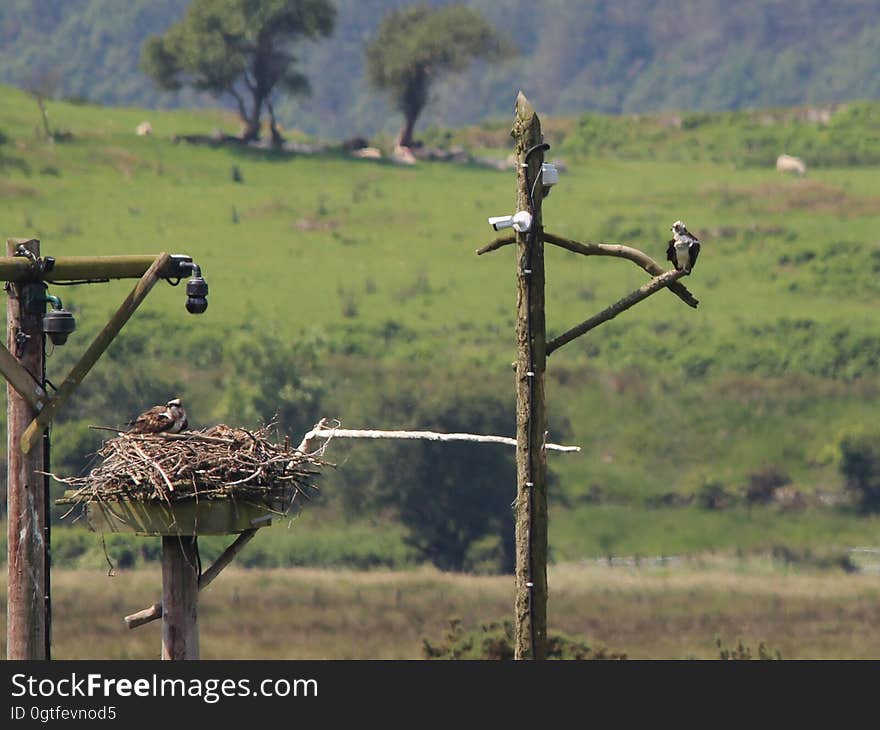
[297,418,580,455]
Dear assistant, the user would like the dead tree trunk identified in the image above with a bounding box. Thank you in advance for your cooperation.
[479,96,702,665]
[512,92,548,660]
[6,238,49,660]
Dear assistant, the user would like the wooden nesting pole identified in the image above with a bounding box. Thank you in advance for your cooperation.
[479,96,701,664]
[161,536,200,660]
[1,243,207,660]
[6,238,49,660]
[512,92,548,660]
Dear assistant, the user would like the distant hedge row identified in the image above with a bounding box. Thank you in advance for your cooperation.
[560,102,880,167]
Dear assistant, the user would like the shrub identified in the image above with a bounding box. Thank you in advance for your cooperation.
[838,428,880,513]
[696,479,734,510]
[716,636,782,660]
[423,618,626,660]
[746,464,791,507]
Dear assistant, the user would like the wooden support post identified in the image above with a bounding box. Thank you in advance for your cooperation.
[512,92,548,660]
[161,536,200,660]
[125,528,259,629]
[479,100,702,665]
[6,238,49,660]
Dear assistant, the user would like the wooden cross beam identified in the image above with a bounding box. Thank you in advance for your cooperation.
[0,253,185,283]
[546,268,689,355]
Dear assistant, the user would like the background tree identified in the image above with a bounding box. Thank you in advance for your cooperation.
[331,382,517,573]
[24,67,61,142]
[364,4,513,149]
[218,332,326,436]
[141,0,335,144]
[839,428,880,513]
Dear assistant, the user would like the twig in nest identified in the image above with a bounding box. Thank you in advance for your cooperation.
[130,440,176,493]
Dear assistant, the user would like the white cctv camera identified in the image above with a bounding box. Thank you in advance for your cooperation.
[541,162,559,187]
[487,210,533,233]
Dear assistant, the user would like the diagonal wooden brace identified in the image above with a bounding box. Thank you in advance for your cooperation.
[0,344,47,410]
[19,253,171,454]
[124,528,259,629]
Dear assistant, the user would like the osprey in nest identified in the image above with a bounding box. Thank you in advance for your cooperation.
[128,398,188,434]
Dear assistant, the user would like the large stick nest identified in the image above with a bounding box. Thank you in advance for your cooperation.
[53,423,327,512]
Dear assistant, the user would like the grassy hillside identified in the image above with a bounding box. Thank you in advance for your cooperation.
[1,85,879,566]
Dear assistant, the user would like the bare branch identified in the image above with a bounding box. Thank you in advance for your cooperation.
[475,234,516,256]
[130,441,176,493]
[477,231,699,308]
[547,268,688,356]
[302,424,580,453]
[544,232,698,308]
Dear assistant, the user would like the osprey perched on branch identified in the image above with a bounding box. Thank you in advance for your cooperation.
[667,220,701,274]
[128,398,188,434]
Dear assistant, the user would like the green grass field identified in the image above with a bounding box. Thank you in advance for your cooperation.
[1,84,879,566]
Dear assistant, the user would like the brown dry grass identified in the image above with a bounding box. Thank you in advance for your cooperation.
[4,561,880,660]
[0,180,38,197]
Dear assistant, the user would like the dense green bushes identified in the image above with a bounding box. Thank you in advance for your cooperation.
[422,618,626,660]
[839,427,880,513]
[0,518,418,571]
[559,102,880,167]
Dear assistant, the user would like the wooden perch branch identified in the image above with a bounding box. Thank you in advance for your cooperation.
[124,528,258,629]
[544,233,698,308]
[547,268,688,356]
[477,232,698,309]
[299,421,580,453]
[476,233,518,256]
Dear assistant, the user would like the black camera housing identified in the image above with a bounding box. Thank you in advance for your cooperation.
[185,273,208,314]
[43,308,76,346]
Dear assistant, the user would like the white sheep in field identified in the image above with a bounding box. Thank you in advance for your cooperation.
[776,154,806,176]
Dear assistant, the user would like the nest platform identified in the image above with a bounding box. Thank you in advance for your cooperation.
[54,423,325,536]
